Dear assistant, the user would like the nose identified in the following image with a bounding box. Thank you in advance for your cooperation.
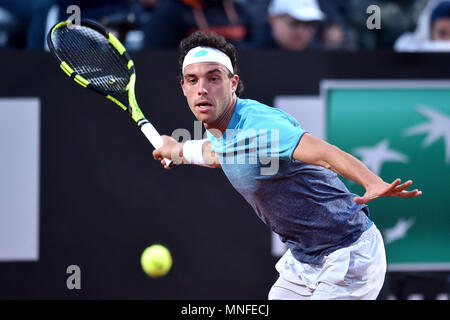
[197,78,208,96]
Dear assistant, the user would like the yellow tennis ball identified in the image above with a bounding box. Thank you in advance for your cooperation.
[140,244,172,277]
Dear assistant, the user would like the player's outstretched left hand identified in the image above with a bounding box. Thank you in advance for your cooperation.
[353,178,422,204]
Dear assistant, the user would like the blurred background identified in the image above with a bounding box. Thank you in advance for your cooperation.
[0,0,449,300]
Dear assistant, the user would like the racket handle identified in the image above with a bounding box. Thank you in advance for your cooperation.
[140,122,174,167]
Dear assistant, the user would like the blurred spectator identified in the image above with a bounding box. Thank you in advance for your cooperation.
[123,0,160,51]
[242,0,271,49]
[0,0,157,50]
[142,0,253,49]
[317,0,357,50]
[430,1,450,39]
[347,0,428,50]
[0,0,56,49]
[253,0,325,51]
[57,0,149,43]
[395,0,450,51]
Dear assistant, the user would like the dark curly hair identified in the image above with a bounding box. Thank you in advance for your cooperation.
[178,31,244,96]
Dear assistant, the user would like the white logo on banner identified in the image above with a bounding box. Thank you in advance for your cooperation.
[353,139,408,176]
[404,106,450,163]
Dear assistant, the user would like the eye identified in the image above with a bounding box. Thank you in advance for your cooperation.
[187,78,197,84]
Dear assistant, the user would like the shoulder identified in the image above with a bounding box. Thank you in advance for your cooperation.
[237,98,300,129]
[237,98,280,117]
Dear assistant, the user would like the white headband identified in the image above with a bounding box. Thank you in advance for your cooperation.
[182,46,234,74]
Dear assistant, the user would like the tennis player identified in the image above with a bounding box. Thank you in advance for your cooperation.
[152,31,422,300]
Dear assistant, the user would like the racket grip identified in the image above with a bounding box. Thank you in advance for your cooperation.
[140,122,174,167]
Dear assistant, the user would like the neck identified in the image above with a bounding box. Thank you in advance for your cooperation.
[204,95,237,137]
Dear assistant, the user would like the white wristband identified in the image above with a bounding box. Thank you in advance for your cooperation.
[183,139,209,166]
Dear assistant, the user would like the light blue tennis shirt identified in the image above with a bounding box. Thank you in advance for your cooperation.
[206,98,372,265]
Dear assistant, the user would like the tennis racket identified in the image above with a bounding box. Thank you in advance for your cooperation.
[47,19,173,167]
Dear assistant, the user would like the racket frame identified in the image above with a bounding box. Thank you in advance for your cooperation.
[47,19,173,166]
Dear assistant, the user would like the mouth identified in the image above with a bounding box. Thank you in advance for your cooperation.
[195,101,214,112]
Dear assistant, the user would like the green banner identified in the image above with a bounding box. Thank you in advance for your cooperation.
[324,81,450,270]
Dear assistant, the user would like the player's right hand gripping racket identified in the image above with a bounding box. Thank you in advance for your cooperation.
[47,19,173,167]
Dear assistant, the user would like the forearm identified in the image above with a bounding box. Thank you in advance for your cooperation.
[293,135,421,204]
[322,145,383,189]
[293,134,382,190]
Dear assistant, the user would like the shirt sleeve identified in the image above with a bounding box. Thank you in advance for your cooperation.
[245,107,306,160]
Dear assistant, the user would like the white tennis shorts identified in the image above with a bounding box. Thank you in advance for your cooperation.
[268,224,387,300]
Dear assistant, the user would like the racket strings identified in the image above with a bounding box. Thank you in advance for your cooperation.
[52,25,132,92]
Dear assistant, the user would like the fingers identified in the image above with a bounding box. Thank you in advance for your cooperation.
[152,149,161,160]
[354,193,378,204]
[388,178,402,190]
[399,189,422,198]
[392,179,422,197]
[353,197,366,204]
[360,178,422,204]
[161,159,174,170]
[153,149,171,169]
[354,196,372,205]
[394,180,412,192]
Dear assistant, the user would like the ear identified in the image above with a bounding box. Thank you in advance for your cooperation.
[231,74,239,93]
[180,79,187,97]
